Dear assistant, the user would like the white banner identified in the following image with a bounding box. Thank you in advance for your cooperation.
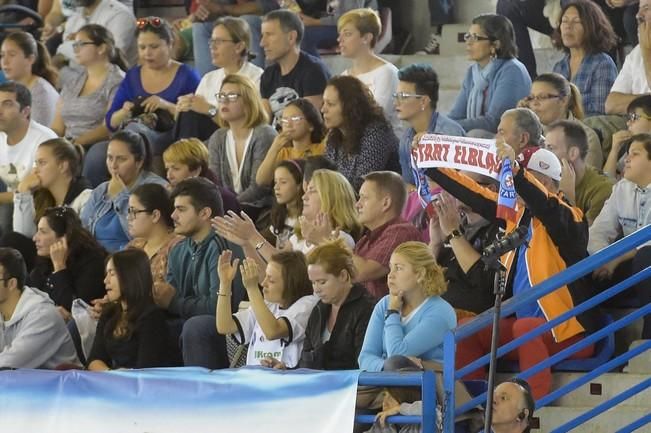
[414,134,500,179]
[1,367,360,433]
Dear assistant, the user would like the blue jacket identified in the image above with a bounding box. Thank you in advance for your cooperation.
[448,58,531,133]
[358,295,456,372]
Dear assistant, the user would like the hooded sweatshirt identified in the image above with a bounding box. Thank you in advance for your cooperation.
[0,286,80,369]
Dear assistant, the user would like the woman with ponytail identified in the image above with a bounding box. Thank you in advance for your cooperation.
[14,138,92,238]
[51,24,127,149]
[520,72,603,168]
[0,31,59,126]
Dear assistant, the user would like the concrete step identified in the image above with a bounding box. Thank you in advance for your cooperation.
[549,372,651,409]
[606,308,645,356]
[623,340,651,374]
[439,24,469,57]
[533,405,651,433]
[454,0,497,23]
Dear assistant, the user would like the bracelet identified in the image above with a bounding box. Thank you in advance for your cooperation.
[217,292,232,297]
[255,240,266,251]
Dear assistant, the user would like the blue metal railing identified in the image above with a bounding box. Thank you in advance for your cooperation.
[442,226,651,432]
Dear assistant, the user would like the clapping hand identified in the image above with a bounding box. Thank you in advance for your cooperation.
[240,258,261,293]
[433,191,461,237]
[217,250,240,288]
[300,212,335,246]
[212,211,258,246]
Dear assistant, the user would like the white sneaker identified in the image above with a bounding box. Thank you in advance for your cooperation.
[416,32,440,55]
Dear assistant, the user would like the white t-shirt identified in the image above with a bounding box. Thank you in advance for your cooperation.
[610,45,651,95]
[342,62,403,137]
[289,230,356,254]
[233,295,319,368]
[0,121,57,191]
[196,62,264,106]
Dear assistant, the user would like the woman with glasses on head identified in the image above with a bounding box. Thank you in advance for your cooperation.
[448,14,531,136]
[520,72,602,168]
[50,24,127,151]
[0,31,59,126]
[255,99,326,186]
[175,17,264,142]
[551,0,618,117]
[207,74,277,212]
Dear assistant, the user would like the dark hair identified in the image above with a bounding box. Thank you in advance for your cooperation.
[533,73,584,120]
[136,16,174,45]
[77,23,129,71]
[42,206,106,265]
[0,247,27,290]
[285,98,325,144]
[270,159,305,236]
[0,232,36,272]
[303,155,336,184]
[362,171,408,215]
[508,378,536,432]
[109,130,152,172]
[170,177,224,218]
[263,9,304,44]
[631,133,651,160]
[270,251,313,306]
[102,249,155,341]
[326,75,387,155]
[627,95,651,117]
[547,120,589,160]
[552,0,618,54]
[0,81,31,110]
[398,63,440,110]
[2,31,58,86]
[131,183,174,229]
[472,14,518,59]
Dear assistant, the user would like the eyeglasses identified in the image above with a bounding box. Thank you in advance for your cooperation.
[127,207,150,219]
[464,33,492,43]
[209,38,236,47]
[560,19,582,27]
[72,41,96,51]
[627,112,651,122]
[137,16,163,30]
[523,94,563,103]
[280,115,304,125]
[47,206,72,219]
[216,92,242,103]
[0,276,12,284]
[392,92,425,102]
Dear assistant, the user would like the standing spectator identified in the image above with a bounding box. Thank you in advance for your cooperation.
[0,32,59,127]
[448,14,531,136]
[552,0,618,116]
[338,8,401,136]
[323,75,399,191]
[87,249,173,370]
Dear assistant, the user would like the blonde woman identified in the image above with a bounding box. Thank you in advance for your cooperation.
[207,74,276,209]
[358,241,456,372]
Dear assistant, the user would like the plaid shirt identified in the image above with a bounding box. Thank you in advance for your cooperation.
[553,52,617,116]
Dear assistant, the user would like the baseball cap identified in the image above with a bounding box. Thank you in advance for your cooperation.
[526,148,562,181]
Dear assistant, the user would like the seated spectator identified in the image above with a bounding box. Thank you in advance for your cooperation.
[29,206,106,313]
[256,98,325,186]
[56,0,137,68]
[176,17,263,141]
[0,32,59,126]
[87,248,173,370]
[163,138,240,214]
[396,64,465,185]
[126,183,182,283]
[259,9,331,125]
[436,144,598,399]
[50,24,127,150]
[80,130,167,253]
[337,8,400,135]
[0,82,57,233]
[589,133,651,338]
[605,95,651,179]
[448,14,531,136]
[0,247,80,368]
[545,120,613,225]
[552,0,618,117]
[268,159,304,249]
[521,73,602,168]
[13,138,91,237]
[159,177,246,369]
[323,75,399,190]
[216,250,318,368]
[207,74,276,211]
[85,17,200,185]
[358,241,456,371]
[496,108,543,159]
[354,171,422,299]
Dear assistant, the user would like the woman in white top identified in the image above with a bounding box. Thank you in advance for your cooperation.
[0,31,59,126]
[216,250,318,368]
[338,8,401,136]
[176,17,264,141]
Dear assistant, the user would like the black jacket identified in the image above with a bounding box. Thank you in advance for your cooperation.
[299,284,374,370]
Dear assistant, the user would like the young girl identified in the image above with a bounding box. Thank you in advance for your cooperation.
[269,159,304,250]
[216,250,318,368]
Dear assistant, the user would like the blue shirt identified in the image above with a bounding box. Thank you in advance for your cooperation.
[94,209,129,253]
[553,52,617,116]
[513,224,543,319]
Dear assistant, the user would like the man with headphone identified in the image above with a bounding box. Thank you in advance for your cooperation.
[488,378,536,433]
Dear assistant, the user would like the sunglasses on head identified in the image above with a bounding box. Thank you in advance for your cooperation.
[137,16,163,30]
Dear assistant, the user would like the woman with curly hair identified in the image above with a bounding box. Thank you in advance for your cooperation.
[322,75,399,191]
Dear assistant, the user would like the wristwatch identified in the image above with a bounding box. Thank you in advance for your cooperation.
[444,228,464,244]
[385,309,399,320]
[207,105,218,117]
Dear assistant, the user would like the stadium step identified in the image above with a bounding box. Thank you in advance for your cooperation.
[534,405,651,432]
[623,340,651,374]
[548,372,651,409]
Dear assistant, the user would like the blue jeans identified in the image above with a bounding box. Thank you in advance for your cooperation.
[301,25,338,58]
[180,315,229,369]
[192,21,217,76]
